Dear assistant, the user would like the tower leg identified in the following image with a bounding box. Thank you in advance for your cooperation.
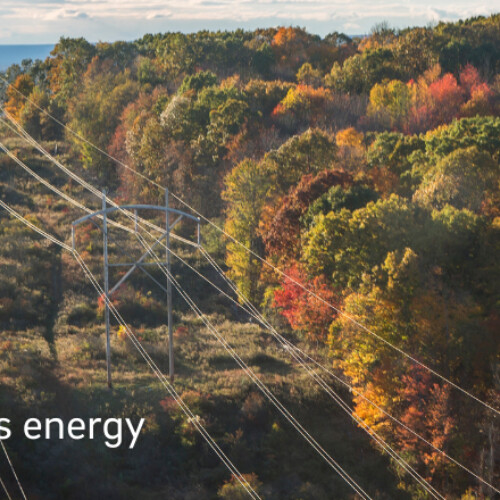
[166,189,174,382]
[103,191,112,389]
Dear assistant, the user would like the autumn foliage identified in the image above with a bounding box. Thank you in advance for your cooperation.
[273,264,337,341]
[2,16,500,497]
[262,169,353,260]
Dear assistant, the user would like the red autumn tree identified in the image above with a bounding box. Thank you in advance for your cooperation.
[262,169,353,262]
[428,73,465,124]
[458,64,493,117]
[459,64,482,96]
[273,263,336,341]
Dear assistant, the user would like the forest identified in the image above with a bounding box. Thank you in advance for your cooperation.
[0,14,499,499]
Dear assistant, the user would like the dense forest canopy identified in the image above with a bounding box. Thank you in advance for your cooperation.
[0,14,499,499]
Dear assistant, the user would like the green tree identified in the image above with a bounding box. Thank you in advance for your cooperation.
[303,195,418,289]
[223,159,272,302]
[68,59,139,186]
[178,70,217,94]
[263,128,337,193]
[302,184,378,229]
[413,147,499,212]
[19,86,50,139]
[326,48,401,94]
[423,116,500,160]
[296,62,322,86]
[49,37,96,101]
[367,132,425,177]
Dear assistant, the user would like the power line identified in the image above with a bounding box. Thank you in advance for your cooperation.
[0,130,145,240]
[0,112,198,249]
[2,131,495,495]
[136,258,444,499]
[0,474,13,500]
[72,252,261,500]
[198,247,500,495]
[0,74,165,193]
[1,442,27,500]
[0,201,260,500]
[0,147,439,496]
[0,199,72,251]
[0,137,93,214]
[133,232,373,500]
[1,78,496,417]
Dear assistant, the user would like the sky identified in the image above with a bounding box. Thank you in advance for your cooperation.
[0,0,498,43]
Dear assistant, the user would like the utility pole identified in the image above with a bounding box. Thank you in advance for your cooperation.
[102,190,112,389]
[166,189,174,382]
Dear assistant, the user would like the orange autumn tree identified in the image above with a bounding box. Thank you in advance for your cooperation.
[396,367,454,484]
[335,127,367,172]
[328,246,492,492]
[4,74,34,121]
[271,27,312,78]
[272,27,308,61]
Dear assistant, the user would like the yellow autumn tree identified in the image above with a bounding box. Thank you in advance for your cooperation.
[223,159,272,303]
[336,127,366,172]
[367,79,412,130]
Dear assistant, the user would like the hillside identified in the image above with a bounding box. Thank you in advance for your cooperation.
[1,15,499,499]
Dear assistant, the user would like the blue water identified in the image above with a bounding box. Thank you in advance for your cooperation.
[0,45,54,71]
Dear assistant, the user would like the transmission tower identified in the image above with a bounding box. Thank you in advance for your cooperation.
[71,189,200,387]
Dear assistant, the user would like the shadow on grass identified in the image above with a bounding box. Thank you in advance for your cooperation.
[248,352,292,375]
[207,352,292,375]
[208,353,241,371]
